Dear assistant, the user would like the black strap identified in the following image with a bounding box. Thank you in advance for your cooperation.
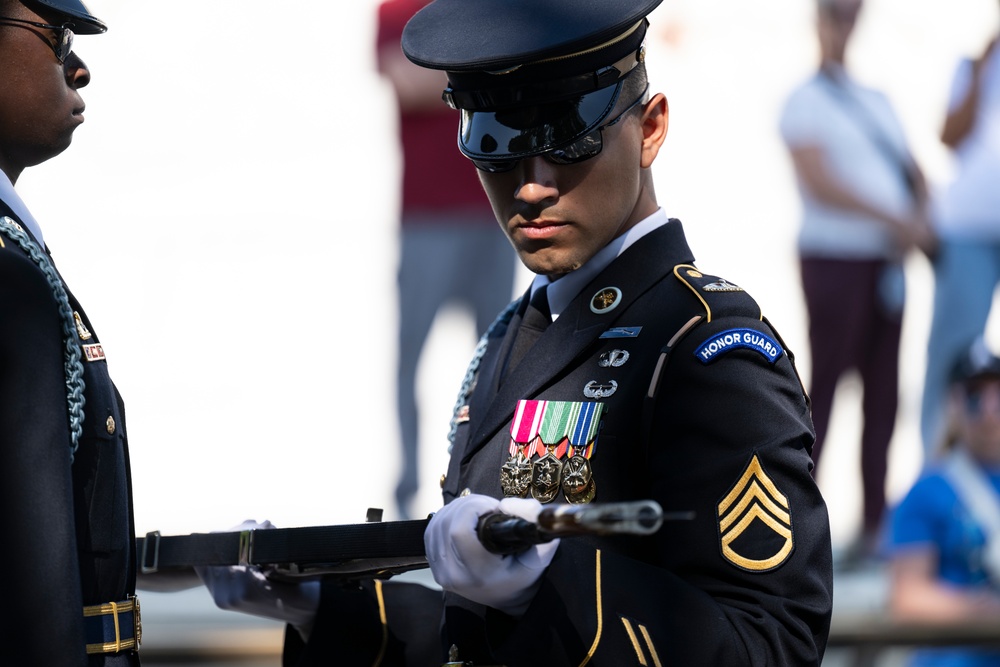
[137,518,430,578]
[817,65,921,203]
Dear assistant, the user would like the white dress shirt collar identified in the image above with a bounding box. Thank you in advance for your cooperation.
[0,172,45,247]
[530,208,670,320]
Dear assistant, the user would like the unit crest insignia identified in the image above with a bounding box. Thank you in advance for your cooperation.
[72,311,93,340]
[702,278,744,292]
[717,454,793,572]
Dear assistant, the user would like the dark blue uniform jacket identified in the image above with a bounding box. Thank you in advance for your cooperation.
[286,219,833,666]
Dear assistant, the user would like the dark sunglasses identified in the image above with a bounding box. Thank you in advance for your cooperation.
[472,86,650,174]
[0,17,74,63]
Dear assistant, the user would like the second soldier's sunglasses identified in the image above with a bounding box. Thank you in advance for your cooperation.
[0,17,74,63]
[469,85,650,174]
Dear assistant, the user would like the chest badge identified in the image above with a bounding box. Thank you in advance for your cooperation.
[590,286,622,314]
[600,326,641,339]
[583,380,618,399]
[598,349,630,368]
[717,454,793,572]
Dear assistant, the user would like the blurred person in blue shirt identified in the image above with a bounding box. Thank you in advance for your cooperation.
[885,338,1000,666]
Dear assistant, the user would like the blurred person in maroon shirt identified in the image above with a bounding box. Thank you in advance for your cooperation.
[377,0,518,520]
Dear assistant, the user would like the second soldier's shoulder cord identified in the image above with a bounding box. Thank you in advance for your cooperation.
[0,216,86,462]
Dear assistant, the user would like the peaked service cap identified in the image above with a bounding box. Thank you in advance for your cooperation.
[26,0,106,34]
[401,0,663,164]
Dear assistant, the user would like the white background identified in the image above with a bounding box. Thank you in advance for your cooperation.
[16,0,1000,549]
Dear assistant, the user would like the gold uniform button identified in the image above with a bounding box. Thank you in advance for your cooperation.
[440,474,447,489]
[106,416,116,435]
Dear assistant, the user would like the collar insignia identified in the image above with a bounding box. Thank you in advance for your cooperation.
[590,286,623,314]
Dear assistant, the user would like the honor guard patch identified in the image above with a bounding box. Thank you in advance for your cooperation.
[718,455,793,572]
[695,328,783,365]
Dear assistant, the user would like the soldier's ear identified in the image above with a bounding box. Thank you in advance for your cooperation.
[639,93,668,169]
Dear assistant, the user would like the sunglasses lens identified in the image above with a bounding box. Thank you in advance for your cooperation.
[58,28,73,61]
[546,131,603,165]
[472,159,517,173]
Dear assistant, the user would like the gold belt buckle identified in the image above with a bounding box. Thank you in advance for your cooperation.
[82,596,141,654]
[131,594,142,650]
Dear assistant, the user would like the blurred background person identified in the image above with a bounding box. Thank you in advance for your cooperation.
[376,0,518,519]
[885,337,1000,667]
[921,27,1000,460]
[778,0,936,569]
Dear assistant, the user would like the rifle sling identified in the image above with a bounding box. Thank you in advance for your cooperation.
[137,519,430,572]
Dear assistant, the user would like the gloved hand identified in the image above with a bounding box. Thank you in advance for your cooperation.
[424,494,560,617]
[195,520,320,638]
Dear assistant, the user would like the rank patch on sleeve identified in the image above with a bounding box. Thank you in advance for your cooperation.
[717,454,793,572]
[694,328,783,365]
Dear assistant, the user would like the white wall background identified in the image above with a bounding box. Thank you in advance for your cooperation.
[15,0,1000,549]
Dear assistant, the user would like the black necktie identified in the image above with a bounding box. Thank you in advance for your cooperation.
[502,286,550,383]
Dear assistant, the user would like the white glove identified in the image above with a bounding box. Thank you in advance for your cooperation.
[424,494,560,617]
[195,520,320,637]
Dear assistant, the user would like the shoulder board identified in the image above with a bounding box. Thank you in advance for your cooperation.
[671,264,761,322]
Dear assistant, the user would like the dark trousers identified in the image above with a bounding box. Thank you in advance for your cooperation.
[800,256,902,536]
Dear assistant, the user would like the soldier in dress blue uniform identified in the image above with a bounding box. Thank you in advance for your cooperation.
[0,1,143,664]
[199,0,834,663]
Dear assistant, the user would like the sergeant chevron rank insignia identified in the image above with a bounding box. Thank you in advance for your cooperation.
[717,455,793,572]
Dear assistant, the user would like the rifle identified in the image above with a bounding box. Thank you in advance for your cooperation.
[137,500,689,582]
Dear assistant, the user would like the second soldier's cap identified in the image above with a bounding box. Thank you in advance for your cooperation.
[26,0,106,34]
[951,338,1000,387]
[401,0,663,165]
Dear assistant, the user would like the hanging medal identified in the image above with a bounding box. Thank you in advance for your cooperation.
[501,400,546,497]
[562,401,604,504]
[530,402,574,503]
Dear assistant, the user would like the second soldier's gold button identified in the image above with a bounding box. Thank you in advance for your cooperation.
[440,474,447,489]
[106,416,116,435]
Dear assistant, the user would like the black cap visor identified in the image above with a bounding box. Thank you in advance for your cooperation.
[459,82,621,162]
[30,0,106,33]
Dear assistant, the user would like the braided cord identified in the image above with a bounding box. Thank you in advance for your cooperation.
[0,217,86,462]
[447,299,519,452]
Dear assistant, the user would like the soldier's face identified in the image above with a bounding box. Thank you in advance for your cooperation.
[960,380,1000,466]
[0,1,90,181]
[478,94,668,280]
